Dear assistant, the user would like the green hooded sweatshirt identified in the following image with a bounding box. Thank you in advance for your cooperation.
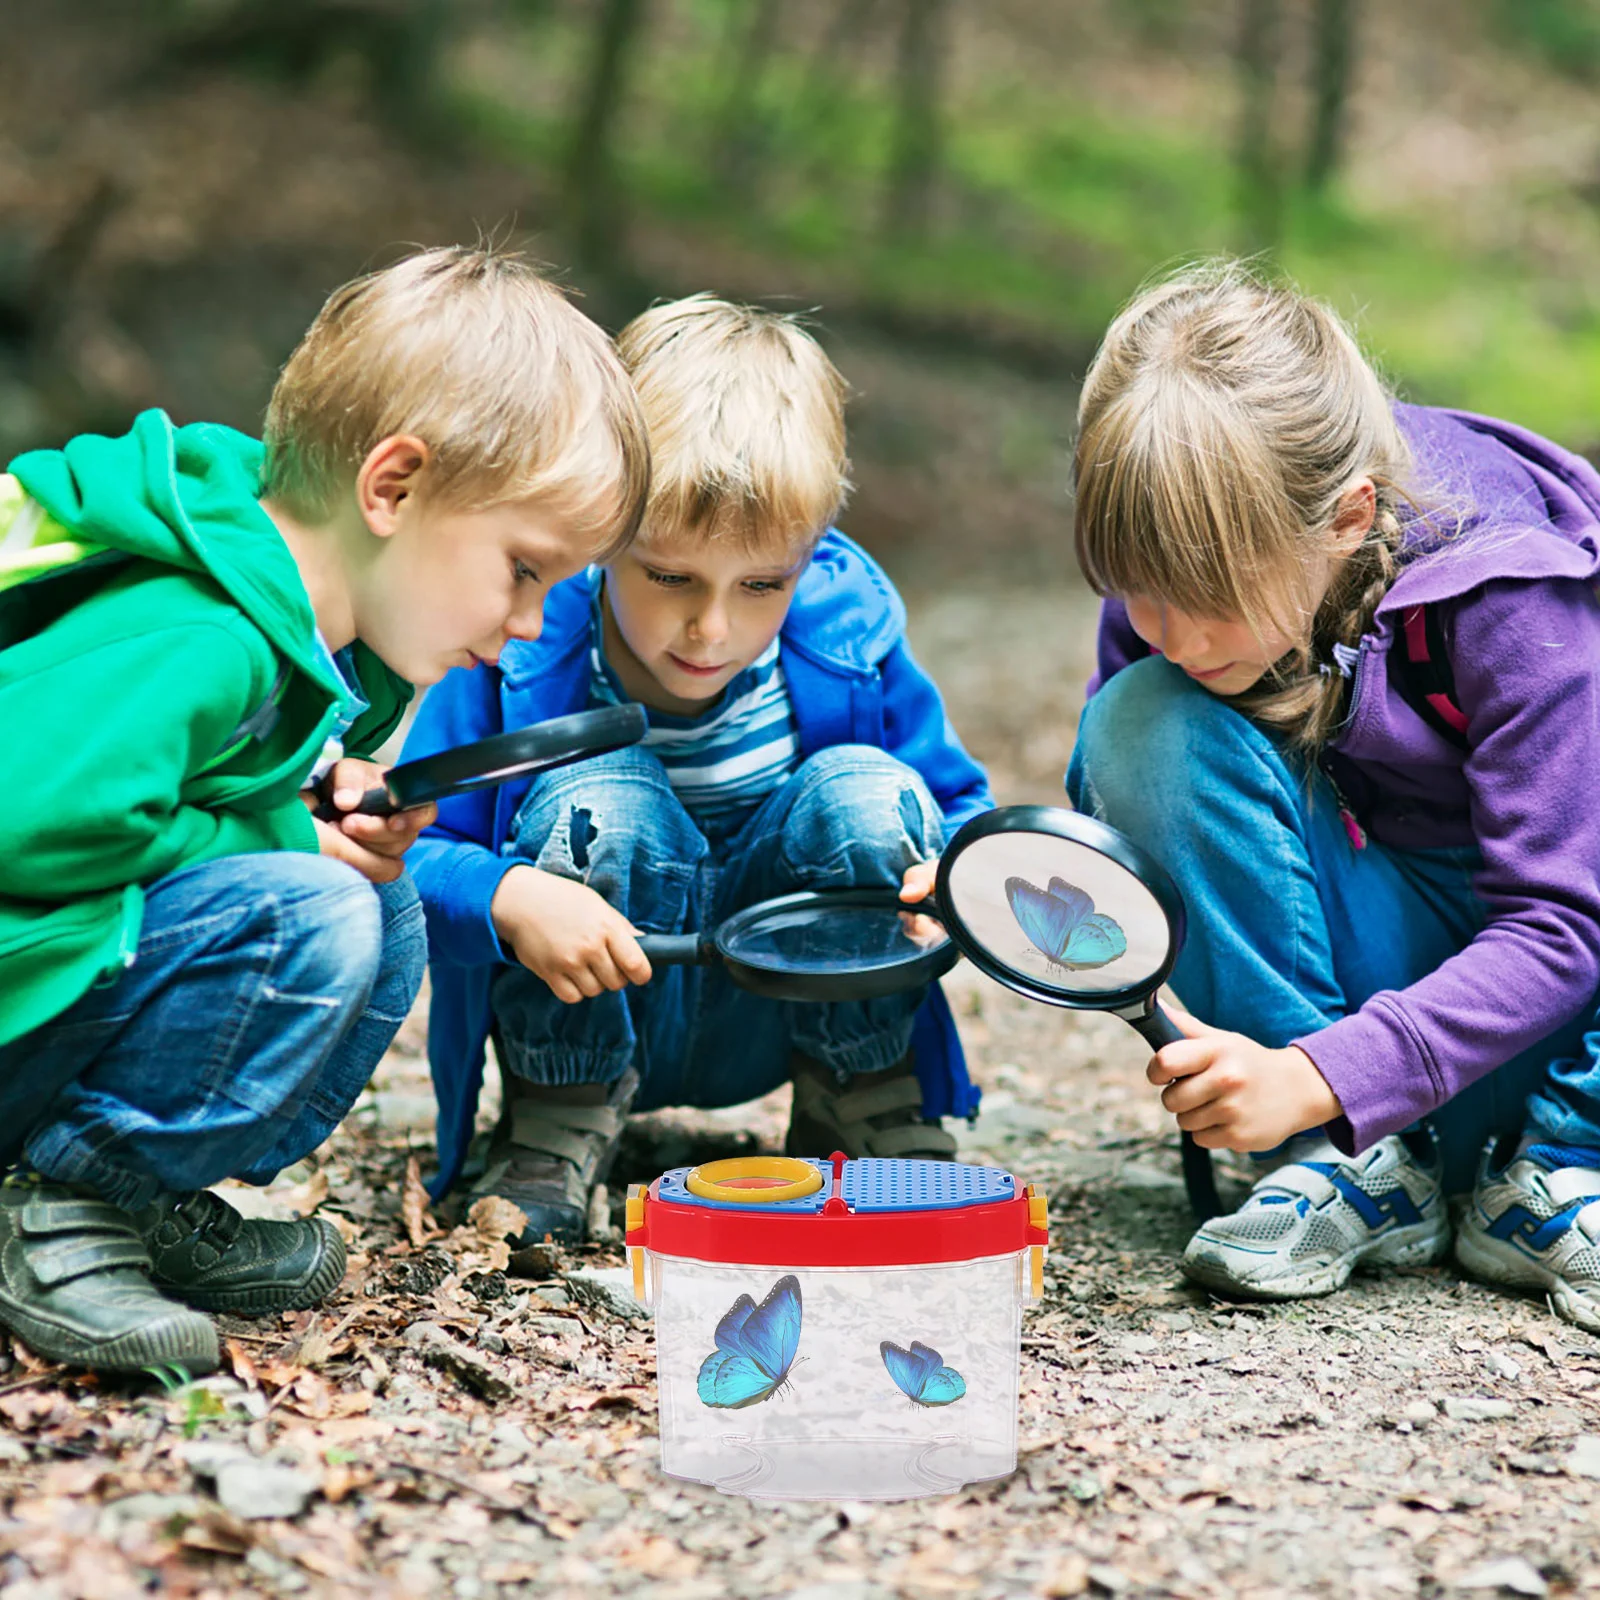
[0,409,412,1049]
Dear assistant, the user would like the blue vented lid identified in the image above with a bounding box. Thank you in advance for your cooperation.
[654,1156,1013,1213]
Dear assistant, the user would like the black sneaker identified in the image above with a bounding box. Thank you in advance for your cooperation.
[0,1172,218,1374]
[786,1052,957,1160]
[472,1068,639,1245]
[133,1188,346,1315]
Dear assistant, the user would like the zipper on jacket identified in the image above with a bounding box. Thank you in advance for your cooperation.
[1319,755,1367,851]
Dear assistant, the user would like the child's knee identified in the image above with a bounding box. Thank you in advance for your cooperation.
[1071,656,1264,826]
[782,746,943,876]
[256,855,386,1004]
[509,748,688,872]
[507,746,706,915]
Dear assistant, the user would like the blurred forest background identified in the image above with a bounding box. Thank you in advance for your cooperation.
[4,0,1600,609]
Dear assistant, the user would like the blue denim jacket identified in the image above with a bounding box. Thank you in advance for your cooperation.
[406,529,994,1192]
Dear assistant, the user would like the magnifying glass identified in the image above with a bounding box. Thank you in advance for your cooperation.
[313,703,648,821]
[636,889,960,1001]
[635,803,1218,1220]
[932,805,1216,1221]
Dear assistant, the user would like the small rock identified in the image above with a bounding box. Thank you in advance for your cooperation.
[214,1460,318,1521]
[1565,1434,1600,1480]
[564,1266,649,1321]
[1403,1400,1437,1427]
[1044,1553,1091,1596]
[1487,1351,1523,1382]
[98,1493,203,1532]
[1066,1472,1101,1502]
[533,1286,572,1310]
[1454,1555,1547,1595]
[508,1242,561,1278]
[1442,1397,1516,1421]
[404,1320,515,1401]
[1086,1565,1131,1594]
[1118,1335,1159,1357]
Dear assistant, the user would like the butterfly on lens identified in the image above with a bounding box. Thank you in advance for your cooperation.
[879,1340,967,1407]
[1004,875,1127,972]
[697,1274,803,1409]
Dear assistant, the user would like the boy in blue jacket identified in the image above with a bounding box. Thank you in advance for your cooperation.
[407,296,992,1241]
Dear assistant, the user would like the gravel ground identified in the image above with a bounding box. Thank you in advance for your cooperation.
[3,584,1598,1599]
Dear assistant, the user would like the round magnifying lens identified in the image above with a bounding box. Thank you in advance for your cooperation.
[721,896,952,977]
[937,807,1184,1012]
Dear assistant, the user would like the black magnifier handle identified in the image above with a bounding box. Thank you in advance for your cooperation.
[636,933,716,966]
[1127,1001,1223,1223]
[311,779,399,823]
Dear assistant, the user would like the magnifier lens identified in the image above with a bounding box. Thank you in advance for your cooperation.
[943,828,1174,999]
[722,901,951,977]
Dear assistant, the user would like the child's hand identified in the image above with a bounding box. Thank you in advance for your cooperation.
[898,858,943,945]
[491,864,653,1003]
[301,759,437,885]
[1146,1007,1341,1151]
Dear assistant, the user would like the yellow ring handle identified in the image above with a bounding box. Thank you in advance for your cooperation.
[685,1157,824,1203]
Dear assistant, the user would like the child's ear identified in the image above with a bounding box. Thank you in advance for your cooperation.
[357,435,432,538]
[1329,478,1377,554]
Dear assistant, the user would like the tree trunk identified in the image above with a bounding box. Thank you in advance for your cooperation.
[1234,0,1284,252]
[1305,0,1357,193]
[883,0,952,240]
[565,0,649,268]
[712,0,786,199]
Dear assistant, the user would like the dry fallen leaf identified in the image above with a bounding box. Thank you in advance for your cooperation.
[281,1171,330,1216]
[402,1156,435,1248]
[467,1194,529,1243]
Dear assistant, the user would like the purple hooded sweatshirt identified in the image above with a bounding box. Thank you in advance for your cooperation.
[1089,403,1600,1154]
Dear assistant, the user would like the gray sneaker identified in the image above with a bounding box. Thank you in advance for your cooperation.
[473,1068,639,1245]
[0,1173,218,1374]
[786,1052,957,1160]
[1181,1131,1449,1300]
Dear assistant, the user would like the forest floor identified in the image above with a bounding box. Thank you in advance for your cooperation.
[3,585,1599,1600]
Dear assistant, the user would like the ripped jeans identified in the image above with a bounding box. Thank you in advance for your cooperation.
[490,745,947,1109]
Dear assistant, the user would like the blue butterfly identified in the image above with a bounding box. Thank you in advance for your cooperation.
[880,1340,967,1407]
[1004,875,1127,971]
[697,1274,802,1409]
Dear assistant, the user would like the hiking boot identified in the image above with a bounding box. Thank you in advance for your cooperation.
[0,1173,218,1374]
[473,1068,639,1245]
[1181,1130,1449,1300]
[132,1188,347,1315]
[1455,1138,1600,1334]
[786,1052,957,1160]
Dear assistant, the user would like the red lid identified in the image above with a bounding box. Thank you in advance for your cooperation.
[624,1153,1049,1268]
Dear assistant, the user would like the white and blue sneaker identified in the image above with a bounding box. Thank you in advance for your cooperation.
[1454,1140,1600,1334]
[1181,1131,1450,1300]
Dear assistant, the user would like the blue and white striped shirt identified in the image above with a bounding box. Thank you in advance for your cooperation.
[588,607,800,832]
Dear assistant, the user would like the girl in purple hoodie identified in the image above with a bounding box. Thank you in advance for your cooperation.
[1068,262,1600,1333]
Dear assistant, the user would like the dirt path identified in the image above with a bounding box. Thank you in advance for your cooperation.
[4,584,1599,1598]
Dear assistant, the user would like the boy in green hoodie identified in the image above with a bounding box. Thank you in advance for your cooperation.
[0,246,649,1374]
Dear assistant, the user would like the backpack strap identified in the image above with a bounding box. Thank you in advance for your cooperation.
[196,659,294,774]
[1391,603,1469,748]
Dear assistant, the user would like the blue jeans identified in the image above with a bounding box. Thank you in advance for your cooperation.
[1067,658,1600,1191]
[490,745,946,1109]
[0,853,426,1210]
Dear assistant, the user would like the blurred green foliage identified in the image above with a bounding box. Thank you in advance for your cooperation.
[447,1,1600,443]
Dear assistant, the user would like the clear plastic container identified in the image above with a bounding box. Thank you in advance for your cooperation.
[627,1156,1047,1501]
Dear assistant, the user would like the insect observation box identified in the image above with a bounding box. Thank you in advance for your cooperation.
[625,1152,1049,1501]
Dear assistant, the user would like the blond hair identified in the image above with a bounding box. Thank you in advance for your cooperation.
[263,245,649,556]
[1075,260,1418,749]
[617,294,851,549]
